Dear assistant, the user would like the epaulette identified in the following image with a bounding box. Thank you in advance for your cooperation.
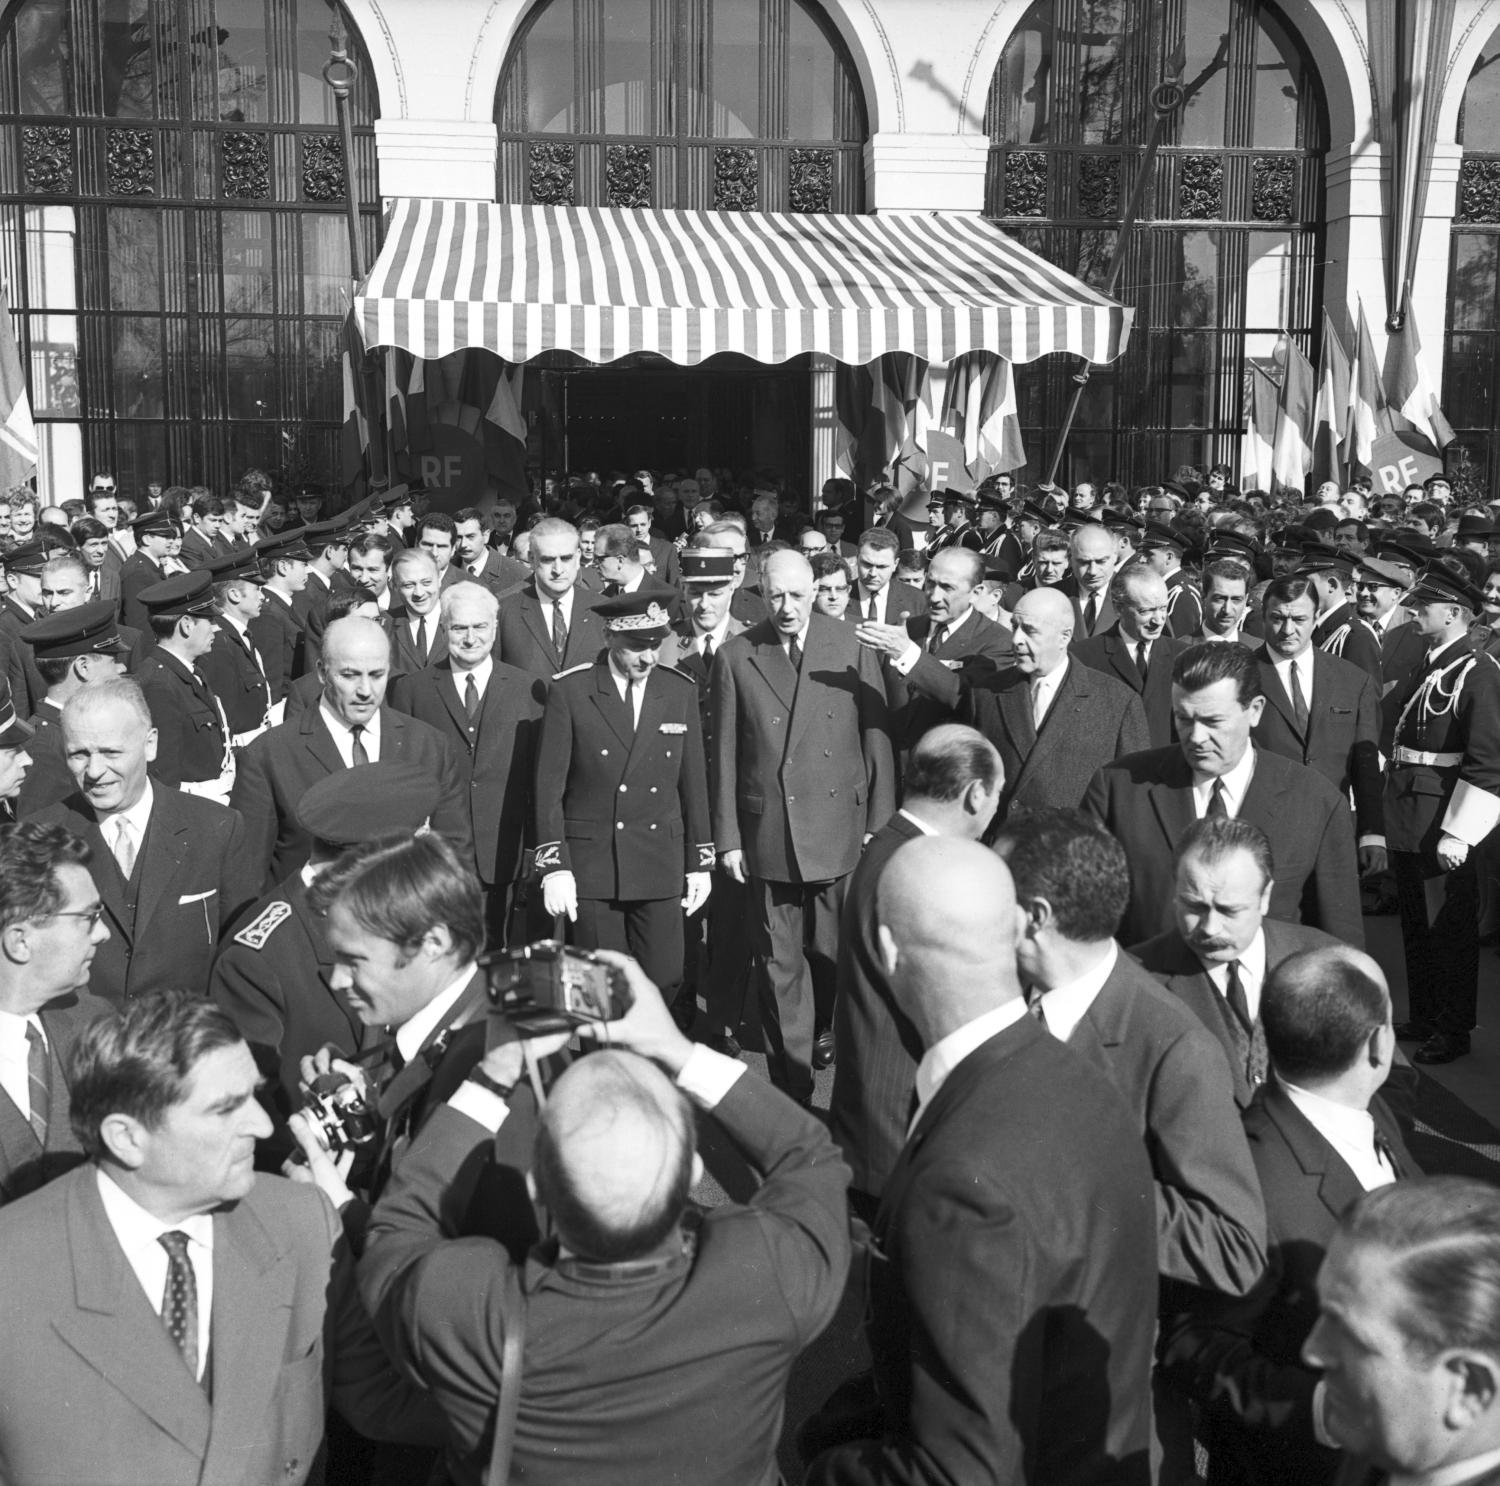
[656,664,697,685]
[232,900,292,950]
[551,663,594,680]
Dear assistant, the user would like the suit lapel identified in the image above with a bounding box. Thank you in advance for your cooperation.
[301,708,345,776]
[435,665,473,741]
[55,1171,212,1455]
[1106,635,1143,692]
[749,635,797,711]
[134,795,187,935]
[1264,1080,1365,1223]
[1261,658,1304,742]
[626,670,670,777]
[77,811,132,945]
[1146,750,1197,854]
[522,593,558,669]
[996,674,1037,755]
[1026,662,1086,775]
[1240,748,1289,839]
[788,620,832,753]
[591,664,637,749]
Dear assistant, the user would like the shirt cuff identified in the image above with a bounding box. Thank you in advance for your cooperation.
[449,1080,513,1133]
[675,1043,747,1109]
[1357,834,1386,850]
[890,642,921,676]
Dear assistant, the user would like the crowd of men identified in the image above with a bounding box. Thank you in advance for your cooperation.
[0,458,1499,1486]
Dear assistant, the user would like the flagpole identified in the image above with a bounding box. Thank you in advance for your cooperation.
[1042,55,1186,489]
[325,5,387,490]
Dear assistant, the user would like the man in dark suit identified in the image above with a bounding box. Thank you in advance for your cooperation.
[360,954,852,1486]
[386,548,449,677]
[248,528,312,705]
[1139,521,1204,637]
[291,516,354,634]
[1160,944,1418,1486]
[829,725,1003,1222]
[712,551,895,1101]
[0,820,109,1206]
[1131,816,1343,1108]
[117,508,177,633]
[198,548,272,748]
[1252,574,1385,862]
[848,527,926,627]
[625,502,681,586]
[0,989,441,1486]
[388,583,545,947]
[1064,520,1120,639]
[1084,641,1364,948]
[533,592,712,1006]
[1303,548,1382,685]
[230,615,471,889]
[966,586,1149,822]
[803,838,1157,1485]
[856,547,1013,752]
[1357,555,1424,753]
[35,679,258,1005]
[495,517,608,680]
[1072,564,1187,747]
[452,508,528,596]
[178,494,227,571]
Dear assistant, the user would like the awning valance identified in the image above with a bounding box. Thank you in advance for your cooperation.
[354,199,1132,369]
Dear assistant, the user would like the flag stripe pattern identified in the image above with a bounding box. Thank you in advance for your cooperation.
[355,199,1133,368]
[0,282,36,491]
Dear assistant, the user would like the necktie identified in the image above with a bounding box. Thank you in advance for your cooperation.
[788,637,803,672]
[1290,660,1309,732]
[24,1022,48,1144]
[464,672,479,718]
[702,634,714,661]
[1207,778,1229,818]
[112,817,137,879]
[1029,676,1045,728]
[1135,641,1149,679]
[1223,960,1253,1036]
[158,1231,200,1384]
[1028,995,1048,1031]
[350,723,369,767]
[1374,1128,1398,1178]
[414,615,429,664]
[865,593,877,622]
[629,680,642,728]
[551,600,568,658]
[928,622,947,654]
[1084,596,1098,633]
[1222,959,1269,1087]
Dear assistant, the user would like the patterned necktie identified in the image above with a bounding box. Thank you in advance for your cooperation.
[788,636,803,672]
[1223,959,1269,1088]
[1207,778,1229,818]
[158,1231,200,1384]
[24,1021,48,1144]
[551,600,567,659]
[1290,659,1310,732]
[464,672,479,718]
[112,817,137,879]
[414,615,429,664]
[928,622,947,654]
[350,723,369,767]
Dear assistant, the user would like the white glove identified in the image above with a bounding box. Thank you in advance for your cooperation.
[542,870,578,922]
[682,871,712,915]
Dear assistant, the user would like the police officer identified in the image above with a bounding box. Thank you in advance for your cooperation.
[1386,564,1500,1065]
[534,591,713,1009]
[134,569,235,802]
[211,761,441,1163]
[977,489,1023,574]
[199,546,274,747]
[927,490,984,556]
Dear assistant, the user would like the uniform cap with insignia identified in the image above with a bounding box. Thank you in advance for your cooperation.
[1410,563,1484,614]
[1296,547,1357,582]
[925,493,945,511]
[1100,508,1142,531]
[3,539,51,576]
[302,513,354,554]
[1161,480,1194,502]
[257,528,314,564]
[1204,530,1261,561]
[1355,556,1410,589]
[0,683,33,749]
[975,491,1009,514]
[138,569,217,620]
[1140,521,1188,554]
[679,550,736,586]
[594,590,672,639]
[379,484,416,513]
[941,489,977,509]
[1375,536,1433,575]
[206,547,264,584]
[1018,498,1056,526]
[21,599,130,658]
[295,762,443,851]
[130,507,178,540]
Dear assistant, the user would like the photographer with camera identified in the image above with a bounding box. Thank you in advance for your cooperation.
[358,950,852,1486]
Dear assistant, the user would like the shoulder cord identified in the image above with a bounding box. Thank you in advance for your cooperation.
[1395,653,1479,741]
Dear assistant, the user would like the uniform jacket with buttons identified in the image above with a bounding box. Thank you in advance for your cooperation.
[388,658,547,887]
[200,618,271,736]
[248,588,305,702]
[135,648,228,786]
[533,658,711,901]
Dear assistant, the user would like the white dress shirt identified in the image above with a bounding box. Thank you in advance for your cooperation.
[0,1009,44,1123]
[453,655,492,704]
[394,964,480,1063]
[911,1000,1030,1132]
[691,615,732,655]
[541,586,577,631]
[893,604,974,675]
[780,624,811,661]
[96,1169,213,1379]
[1281,1080,1396,1192]
[318,702,382,766]
[1029,656,1070,726]
[220,612,266,676]
[1204,927,1268,1023]
[103,782,155,874]
[1032,941,1118,1043]
[609,660,645,727]
[1271,649,1314,714]
[897,808,937,836]
[407,609,438,652]
[1191,745,1256,818]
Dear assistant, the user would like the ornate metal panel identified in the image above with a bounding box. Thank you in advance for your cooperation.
[1458,159,1500,224]
[1004,152,1048,217]
[606,144,651,208]
[1077,155,1119,218]
[1179,156,1224,219]
[221,133,271,200]
[789,147,832,213]
[713,146,758,211]
[107,130,155,196]
[530,142,576,205]
[23,126,72,193]
[301,136,346,203]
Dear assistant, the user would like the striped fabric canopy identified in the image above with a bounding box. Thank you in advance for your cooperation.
[354,198,1132,369]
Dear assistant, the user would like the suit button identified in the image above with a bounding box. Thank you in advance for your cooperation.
[772,717,781,725]
[601,748,609,755]
[650,786,657,793]
[616,821,623,829]
[830,789,837,796]
[824,748,831,757]
[649,823,657,830]
[666,750,672,758]
[618,784,627,792]
[827,710,834,718]
[787,795,795,802]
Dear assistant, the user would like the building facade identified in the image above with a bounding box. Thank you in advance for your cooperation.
[4,0,1499,499]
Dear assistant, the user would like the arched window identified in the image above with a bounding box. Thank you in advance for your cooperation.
[985,0,1326,487]
[0,0,380,498]
[1445,26,1500,497]
[494,0,867,213]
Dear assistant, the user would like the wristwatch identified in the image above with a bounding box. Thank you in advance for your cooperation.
[466,1066,518,1101]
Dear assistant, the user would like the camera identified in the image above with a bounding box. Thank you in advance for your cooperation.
[485,939,634,1036]
[300,1070,379,1154]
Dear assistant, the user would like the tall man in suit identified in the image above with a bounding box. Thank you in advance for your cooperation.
[829,725,1003,1222]
[1083,641,1364,947]
[387,549,449,676]
[965,586,1149,822]
[0,820,108,1206]
[1160,944,1417,1486]
[230,616,471,888]
[802,838,1157,1486]
[0,989,441,1486]
[1065,520,1120,639]
[712,550,895,1101]
[856,546,1013,752]
[389,582,546,947]
[1131,817,1342,1108]
[849,527,926,627]
[496,517,608,680]
[36,679,258,1005]
[1073,564,1186,747]
[1301,1177,1500,1486]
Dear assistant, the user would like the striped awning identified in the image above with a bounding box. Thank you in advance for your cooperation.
[354,198,1132,369]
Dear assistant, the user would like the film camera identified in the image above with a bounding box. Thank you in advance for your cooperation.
[299,1070,378,1154]
[485,939,634,1036]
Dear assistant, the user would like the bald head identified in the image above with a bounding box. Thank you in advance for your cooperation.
[1070,523,1117,595]
[762,550,815,637]
[876,837,1023,1045]
[1011,586,1075,675]
[319,616,391,727]
[533,1050,695,1261]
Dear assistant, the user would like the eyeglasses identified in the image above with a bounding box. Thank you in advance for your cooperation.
[42,904,105,930]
